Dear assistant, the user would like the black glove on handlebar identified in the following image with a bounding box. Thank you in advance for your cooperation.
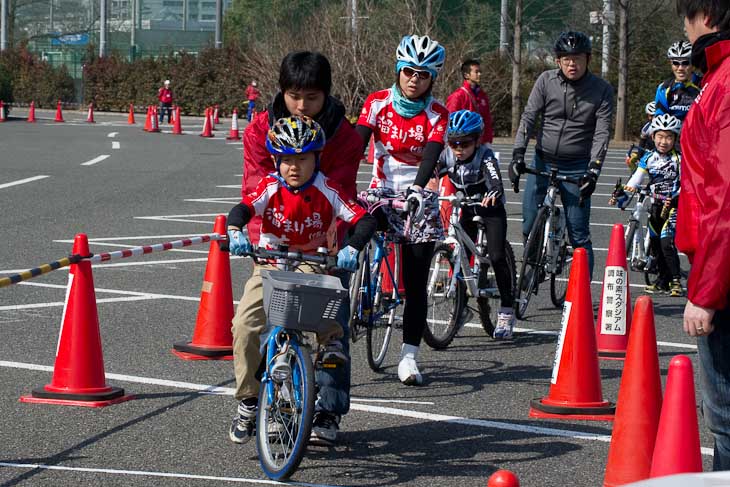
[580,163,601,200]
[508,149,526,192]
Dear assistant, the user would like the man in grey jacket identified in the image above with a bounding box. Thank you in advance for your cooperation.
[509,31,614,276]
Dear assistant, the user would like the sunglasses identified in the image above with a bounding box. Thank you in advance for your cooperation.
[448,139,476,149]
[671,60,690,67]
[402,67,432,80]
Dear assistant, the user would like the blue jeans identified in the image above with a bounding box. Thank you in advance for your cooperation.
[522,153,594,276]
[159,103,172,123]
[247,100,255,122]
[700,308,730,471]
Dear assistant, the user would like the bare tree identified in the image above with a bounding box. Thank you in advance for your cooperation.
[510,0,523,136]
[614,0,628,141]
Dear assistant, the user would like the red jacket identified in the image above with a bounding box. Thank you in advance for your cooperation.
[158,87,173,104]
[241,109,362,244]
[676,38,730,310]
[445,81,494,144]
[246,85,260,101]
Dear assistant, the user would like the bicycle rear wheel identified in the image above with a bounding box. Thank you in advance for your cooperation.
[366,250,395,371]
[348,241,370,343]
[550,235,573,308]
[515,207,548,319]
[478,242,517,337]
[424,242,465,349]
[257,341,315,481]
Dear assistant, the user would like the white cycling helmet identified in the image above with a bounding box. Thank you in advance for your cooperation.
[650,113,682,135]
[667,41,692,60]
[396,35,446,79]
[645,101,656,116]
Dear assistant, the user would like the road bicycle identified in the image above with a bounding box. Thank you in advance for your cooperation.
[348,189,410,371]
[424,192,516,348]
[513,166,580,319]
[248,246,348,480]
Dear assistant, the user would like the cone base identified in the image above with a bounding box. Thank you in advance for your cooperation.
[226,134,240,140]
[529,398,615,421]
[21,386,133,408]
[199,134,213,138]
[598,349,627,361]
[148,129,160,133]
[172,342,233,360]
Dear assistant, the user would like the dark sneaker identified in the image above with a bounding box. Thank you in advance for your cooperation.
[310,412,340,445]
[669,279,684,297]
[229,400,257,444]
[644,282,669,294]
[321,340,349,366]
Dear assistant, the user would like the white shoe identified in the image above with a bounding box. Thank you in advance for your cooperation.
[398,344,423,386]
[494,310,515,340]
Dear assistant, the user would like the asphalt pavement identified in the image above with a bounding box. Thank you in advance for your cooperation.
[0,109,714,486]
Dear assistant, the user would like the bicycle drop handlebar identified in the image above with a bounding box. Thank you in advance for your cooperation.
[513,166,585,207]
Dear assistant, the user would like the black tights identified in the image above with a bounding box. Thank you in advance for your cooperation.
[401,241,435,346]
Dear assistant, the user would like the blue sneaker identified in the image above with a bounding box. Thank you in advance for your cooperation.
[493,312,515,340]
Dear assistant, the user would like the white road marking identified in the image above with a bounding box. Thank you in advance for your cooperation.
[81,155,111,166]
[107,132,118,138]
[52,240,208,254]
[0,360,712,456]
[112,141,120,149]
[0,295,155,311]
[0,175,50,190]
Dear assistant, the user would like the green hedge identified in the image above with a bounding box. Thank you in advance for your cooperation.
[0,46,75,110]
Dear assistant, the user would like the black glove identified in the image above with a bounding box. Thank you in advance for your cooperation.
[508,150,526,191]
[580,162,601,199]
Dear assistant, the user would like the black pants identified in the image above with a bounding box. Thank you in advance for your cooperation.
[461,204,513,308]
[648,202,680,283]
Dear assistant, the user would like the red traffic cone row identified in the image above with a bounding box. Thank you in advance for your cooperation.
[86,103,95,123]
[20,234,133,407]
[148,106,160,133]
[127,103,135,124]
[143,106,152,131]
[213,104,220,125]
[596,223,633,360]
[27,101,36,122]
[488,470,520,487]
[226,108,240,140]
[649,355,703,478]
[172,106,182,135]
[200,108,213,138]
[0,100,5,122]
[603,296,663,486]
[529,247,615,421]
[173,215,234,359]
[54,100,64,122]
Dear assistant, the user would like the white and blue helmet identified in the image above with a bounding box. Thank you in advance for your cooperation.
[396,35,445,79]
[667,41,692,60]
[447,110,484,139]
[650,113,682,135]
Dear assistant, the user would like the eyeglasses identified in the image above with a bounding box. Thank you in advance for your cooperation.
[448,139,475,149]
[402,67,432,81]
[671,60,690,67]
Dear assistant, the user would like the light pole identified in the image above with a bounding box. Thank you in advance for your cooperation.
[0,0,7,51]
[99,0,106,57]
[590,0,615,79]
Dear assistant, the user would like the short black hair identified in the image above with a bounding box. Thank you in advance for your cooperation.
[460,59,480,78]
[278,51,332,95]
[676,0,730,31]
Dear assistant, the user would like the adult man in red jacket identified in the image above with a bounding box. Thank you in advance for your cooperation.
[445,59,494,145]
[237,51,361,445]
[244,80,260,122]
[675,0,730,471]
[157,79,173,124]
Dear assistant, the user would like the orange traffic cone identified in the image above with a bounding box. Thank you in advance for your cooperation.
[172,106,182,135]
[529,247,615,421]
[27,101,36,123]
[148,106,160,133]
[86,103,95,123]
[143,106,152,131]
[54,100,64,122]
[488,470,520,487]
[127,103,135,124]
[20,234,133,407]
[213,104,220,125]
[200,108,213,138]
[603,296,663,486]
[226,108,241,140]
[172,215,234,360]
[649,355,703,478]
[596,223,633,360]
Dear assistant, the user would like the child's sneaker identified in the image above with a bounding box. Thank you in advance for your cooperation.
[310,412,340,445]
[229,399,257,444]
[669,279,684,297]
[644,281,669,294]
[493,310,515,339]
[321,340,348,365]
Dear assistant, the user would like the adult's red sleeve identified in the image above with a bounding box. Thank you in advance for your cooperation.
[241,111,274,244]
[445,90,466,113]
[482,92,494,144]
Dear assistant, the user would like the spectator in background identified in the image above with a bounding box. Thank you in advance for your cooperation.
[675,0,730,472]
[446,59,494,146]
[157,79,173,124]
[245,80,260,122]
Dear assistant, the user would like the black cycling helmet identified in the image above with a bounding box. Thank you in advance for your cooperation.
[554,31,592,56]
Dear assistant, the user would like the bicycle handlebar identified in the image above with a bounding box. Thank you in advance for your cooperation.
[359,190,409,211]
[243,246,339,270]
[513,166,585,207]
[437,194,483,207]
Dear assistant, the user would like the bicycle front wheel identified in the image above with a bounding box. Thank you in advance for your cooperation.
[366,250,395,371]
[625,220,637,258]
[515,207,548,319]
[257,342,315,481]
[348,241,370,343]
[550,234,573,308]
[478,241,517,337]
[424,242,465,350]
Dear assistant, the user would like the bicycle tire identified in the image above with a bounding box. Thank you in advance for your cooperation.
[257,340,315,481]
[348,241,370,343]
[550,234,572,308]
[477,241,517,337]
[366,249,395,371]
[625,220,637,258]
[515,207,549,319]
[423,242,465,350]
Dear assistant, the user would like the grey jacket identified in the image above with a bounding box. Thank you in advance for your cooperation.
[514,69,614,167]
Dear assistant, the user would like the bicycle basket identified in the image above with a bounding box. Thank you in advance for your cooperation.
[261,270,347,334]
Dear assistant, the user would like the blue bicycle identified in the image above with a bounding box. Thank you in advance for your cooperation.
[250,247,347,480]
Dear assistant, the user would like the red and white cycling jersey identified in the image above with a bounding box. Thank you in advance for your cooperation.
[358,88,448,192]
[242,172,366,253]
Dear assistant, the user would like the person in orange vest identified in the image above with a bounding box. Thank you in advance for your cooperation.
[245,80,260,122]
[157,79,173,124]
[445,59,494,146]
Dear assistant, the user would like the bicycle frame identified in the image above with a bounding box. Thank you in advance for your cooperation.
[626,192,651,269]
[539,183,567,275]
[355,232,403,327]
